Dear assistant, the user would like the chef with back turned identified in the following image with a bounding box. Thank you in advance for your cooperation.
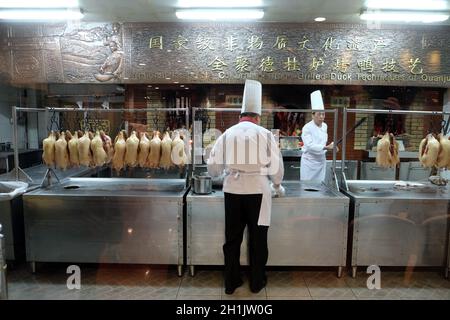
[207,79,285,295]
[300,90,336,182]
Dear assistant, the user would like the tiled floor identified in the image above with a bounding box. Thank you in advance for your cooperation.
[4,263,450,300]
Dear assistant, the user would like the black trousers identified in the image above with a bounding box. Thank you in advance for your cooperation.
[223,192,268,291]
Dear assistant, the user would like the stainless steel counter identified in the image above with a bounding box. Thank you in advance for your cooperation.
[187,181,349,277]
[0,164,98,191]
[0,165,98,262]
[342,180,450,277]
[23,178,188,275]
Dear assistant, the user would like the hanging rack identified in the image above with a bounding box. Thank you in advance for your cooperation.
[10,107,190,183]
[192,107,340,191]
[340,108,450,191]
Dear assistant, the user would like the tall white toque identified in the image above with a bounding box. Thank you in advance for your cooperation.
[310,90,324,110]
[241,79,262,115]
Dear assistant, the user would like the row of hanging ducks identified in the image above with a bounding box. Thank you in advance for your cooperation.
[376,132,450,169]
[42,129,189,173]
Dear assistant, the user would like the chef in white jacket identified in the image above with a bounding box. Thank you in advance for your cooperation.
[207,79,285,295]
[300,90,335,182]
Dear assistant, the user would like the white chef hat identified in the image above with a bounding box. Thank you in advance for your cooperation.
[310,90,324,110]
[241,79,262,115]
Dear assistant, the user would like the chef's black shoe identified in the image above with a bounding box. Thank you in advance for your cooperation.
[225,279,244,295]
[250,278,267,294]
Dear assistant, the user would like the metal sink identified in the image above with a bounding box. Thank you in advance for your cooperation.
[29,177,188,197]
[58,178,185,192]
[344,180,448,199]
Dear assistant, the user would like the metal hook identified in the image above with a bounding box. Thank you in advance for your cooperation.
[48,109,59,132]
[442,118,450,135]
[428,119,434,134]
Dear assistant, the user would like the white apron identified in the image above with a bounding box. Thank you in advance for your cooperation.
[300,153,326,181]
[225,169,272,226]
[300,120,328,182]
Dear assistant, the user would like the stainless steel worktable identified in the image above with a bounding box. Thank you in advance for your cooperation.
[23,178,188,275]
[342,180,450,278]
[0,165,98,261]
[187,181,349,277]
[0,164,98,190]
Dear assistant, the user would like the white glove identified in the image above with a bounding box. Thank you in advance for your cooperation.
[270,183,286,198]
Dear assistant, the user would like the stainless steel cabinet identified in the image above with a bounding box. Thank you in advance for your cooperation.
[360,162,396,180]
[187,181,349,277]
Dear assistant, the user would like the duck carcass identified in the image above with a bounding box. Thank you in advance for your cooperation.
[376,132,391,168]
[376,132,399,168]
[100,130,114,164]
[112,130,126,172]
[42,131,56,167]
[388,133,400,167]
[78,131,93,167]
[66,131,79,167]
[436,134,450,168]
[419,134,440,168]
[375,132,400,168]
[138,132,151,167]
[125,131,139,168]
[159,131,173,170]
[171,131,188,167]
[55,131,70,170]
[91,131,107,167]
[147,131,161,168]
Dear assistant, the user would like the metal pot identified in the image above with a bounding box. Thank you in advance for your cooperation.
[192,175,212,194]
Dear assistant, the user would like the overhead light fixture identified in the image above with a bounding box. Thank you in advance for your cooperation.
[365,0,448,11]
[0,0,82,21]
[175,8,264,21]
[0,8,83,20]
[314,17,326,22]
[0,0,79,8]
[360,9,449,23]
[177,0,262,8]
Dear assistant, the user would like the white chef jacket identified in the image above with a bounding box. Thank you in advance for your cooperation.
[207,121,284,226]
[300,120,328,182]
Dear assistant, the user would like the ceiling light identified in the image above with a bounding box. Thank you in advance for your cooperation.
[177,0,262,8]
[175,9,264,21]
[0,8,84,20]
[0,0,79,8]
[365,0,447,11]
[360,9,449,22]
[314,17,326,22]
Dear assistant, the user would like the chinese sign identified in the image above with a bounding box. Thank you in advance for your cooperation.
[1,22,449,86]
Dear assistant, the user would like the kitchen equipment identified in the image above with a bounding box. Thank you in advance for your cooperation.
[280,136,301,150]
[342,179,450,278]
[187,181,349,277]
[23,178,187,276]
[192,174,212,194]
